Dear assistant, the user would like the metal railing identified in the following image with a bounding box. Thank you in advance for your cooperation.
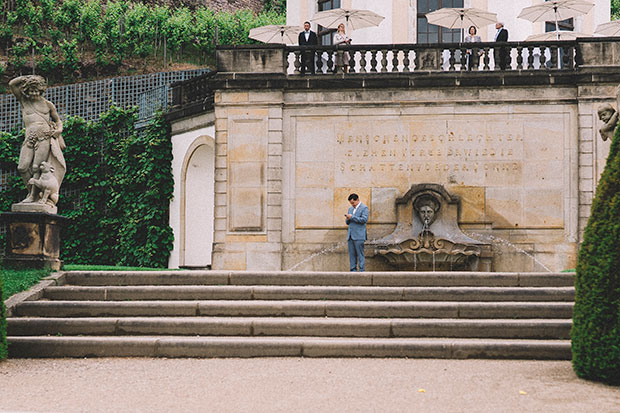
[285,40,578,74]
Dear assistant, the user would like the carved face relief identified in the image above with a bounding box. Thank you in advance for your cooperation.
[419,205,435,225]
[599,109,614,123]
[413,194,440,227]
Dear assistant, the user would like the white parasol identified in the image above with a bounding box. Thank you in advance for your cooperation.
[595,20,620,37]
[526,31,591,41]
[310,8,384,32]
[518,0,594,40]
[249,25,301,45]
[425,7,497,42]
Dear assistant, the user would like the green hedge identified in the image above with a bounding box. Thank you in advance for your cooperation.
[572,125,620,384]
[0,273,6,360]
[0,108,173,268]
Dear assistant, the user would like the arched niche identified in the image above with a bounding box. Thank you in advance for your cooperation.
[180,136,215,267]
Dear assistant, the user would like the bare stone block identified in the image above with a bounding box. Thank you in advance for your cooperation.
[448,185,485,223]
[268,118,283,131]
[296,162,334,188]
[295,187,334,228]
[213,251,246,270]
[485,188,523,228]
[229,188,264,232]
[230,162,263,187]
[370,187,399,224]
[246,251,281,270]
[523,189,563,228]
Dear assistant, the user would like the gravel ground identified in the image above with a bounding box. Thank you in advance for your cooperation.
[0,358,619,412]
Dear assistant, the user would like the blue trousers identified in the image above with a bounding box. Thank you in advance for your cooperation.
[348,239,365,272]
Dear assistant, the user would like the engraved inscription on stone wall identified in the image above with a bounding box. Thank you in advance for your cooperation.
[334,120,528,187]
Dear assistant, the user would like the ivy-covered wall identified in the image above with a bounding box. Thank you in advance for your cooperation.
[0,108,174,268]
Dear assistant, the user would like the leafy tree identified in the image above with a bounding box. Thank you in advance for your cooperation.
[572,126,620,384]
[613,0,620,20]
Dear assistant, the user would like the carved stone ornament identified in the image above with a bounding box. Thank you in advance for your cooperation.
[368,184,492,271]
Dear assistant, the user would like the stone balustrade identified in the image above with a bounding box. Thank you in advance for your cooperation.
[286,40,577,74]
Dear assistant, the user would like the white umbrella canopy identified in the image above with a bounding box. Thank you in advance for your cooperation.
[518,0,594,39]
[310,8,385,31]
[249,25,301,45]
[527,31,591,41]
[595,20,620,36]
[425,7,497,42]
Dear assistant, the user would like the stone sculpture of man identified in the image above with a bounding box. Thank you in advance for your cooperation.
[597,104,618,142]
[9,75,66,208]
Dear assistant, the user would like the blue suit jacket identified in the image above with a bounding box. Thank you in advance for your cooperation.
[346,203,369,241]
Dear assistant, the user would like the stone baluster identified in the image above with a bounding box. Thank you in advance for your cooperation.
[315,48,324,74]
[359,49,367,73]
[391,48,399,72]
[403,49,411,72]
[516,46,523,70]
[527,46,535,69]
[448,48,456,71]
[379,49,387,72]
[505,46,513,70]
[539,46,547,69]
[550,46,558,69]
[563,46,573,69]
[460,46,467,71]
[483,47,490,70]
[326,50,335,73]
[349,50,357,73]
[370,50,378,72]
[293,50,301,74]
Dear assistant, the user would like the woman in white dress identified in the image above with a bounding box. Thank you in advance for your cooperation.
[464,26,482,70]
[334,23,351,73]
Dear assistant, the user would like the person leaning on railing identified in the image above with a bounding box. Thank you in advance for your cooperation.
[464,26,482,71]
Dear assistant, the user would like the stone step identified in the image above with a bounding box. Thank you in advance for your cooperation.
[7,317,571,339]
[7,336,572,359]
[12,300,574,319]
[62,271,574,287]
[42,285,575,302]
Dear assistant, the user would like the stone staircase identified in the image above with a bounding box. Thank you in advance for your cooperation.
[6,270,575,358]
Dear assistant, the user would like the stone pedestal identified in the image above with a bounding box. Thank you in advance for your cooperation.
[1,212,68,271]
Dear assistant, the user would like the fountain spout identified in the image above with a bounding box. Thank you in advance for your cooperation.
[368,184,493,271]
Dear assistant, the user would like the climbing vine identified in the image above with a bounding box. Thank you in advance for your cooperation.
[0,108,174,268]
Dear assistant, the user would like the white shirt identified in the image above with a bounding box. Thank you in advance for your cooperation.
[495,28,502,41]
[352,204,359,216]
[304,31,310,41]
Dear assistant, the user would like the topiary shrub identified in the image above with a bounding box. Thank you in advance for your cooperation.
[0,274,7,360]
[572,125,620,384]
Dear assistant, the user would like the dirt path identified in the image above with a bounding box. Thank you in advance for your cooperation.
[1,358,618,412]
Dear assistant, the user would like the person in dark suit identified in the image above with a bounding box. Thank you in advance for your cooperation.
[345,193,369,272]
[298,21,318,75]
[494,22,509,70]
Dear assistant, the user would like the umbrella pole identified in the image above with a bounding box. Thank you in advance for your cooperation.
[554,6,560,41]
[460,15,464,43]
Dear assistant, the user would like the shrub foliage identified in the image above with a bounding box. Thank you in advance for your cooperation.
[0,107,174,268]
[572,126,620,384]
[0,274,6,360]
[0,0,285,84]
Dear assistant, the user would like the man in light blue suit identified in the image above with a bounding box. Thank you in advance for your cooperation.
[345,193,369,272]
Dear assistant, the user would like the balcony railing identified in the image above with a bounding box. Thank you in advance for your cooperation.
[285,40,578,74]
